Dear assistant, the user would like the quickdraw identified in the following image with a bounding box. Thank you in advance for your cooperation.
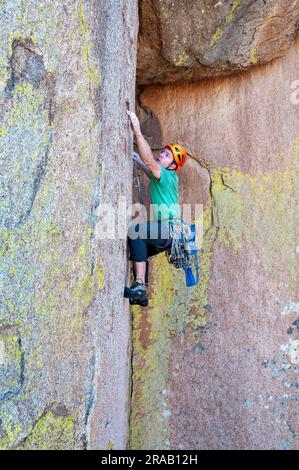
[168,219,200,287]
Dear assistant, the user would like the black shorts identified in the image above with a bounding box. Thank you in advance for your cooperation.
[128,221,172,262]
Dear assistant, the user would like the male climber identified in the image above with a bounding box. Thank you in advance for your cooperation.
[124,110,187,307]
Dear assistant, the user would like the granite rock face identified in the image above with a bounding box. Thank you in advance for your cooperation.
[130,36,299,449]
[0,0,138,449]
[137,0,299,85]
[1,0,298,451]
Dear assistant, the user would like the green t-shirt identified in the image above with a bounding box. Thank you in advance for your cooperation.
[149,166,180,221]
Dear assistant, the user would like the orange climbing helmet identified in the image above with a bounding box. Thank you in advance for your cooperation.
[166,143,187,173]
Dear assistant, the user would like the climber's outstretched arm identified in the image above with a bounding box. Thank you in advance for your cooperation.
[127,111,161,180]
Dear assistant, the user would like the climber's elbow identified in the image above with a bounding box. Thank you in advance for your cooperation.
[147,160,161,180]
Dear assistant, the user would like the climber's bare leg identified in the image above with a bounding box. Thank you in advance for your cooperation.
[134,261,146,283]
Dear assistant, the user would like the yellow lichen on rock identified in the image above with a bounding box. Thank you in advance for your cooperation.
[18,410,75,450]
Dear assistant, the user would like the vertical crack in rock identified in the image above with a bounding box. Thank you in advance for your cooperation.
[82,351,99,449]
[128,326,135,450]
[205,164,240,246]
[15,132,53,229]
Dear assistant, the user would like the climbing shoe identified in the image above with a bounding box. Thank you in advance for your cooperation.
[124,281,148,302]
[129,297,149,308]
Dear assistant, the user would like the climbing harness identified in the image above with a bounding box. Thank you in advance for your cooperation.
[168,219,200,287]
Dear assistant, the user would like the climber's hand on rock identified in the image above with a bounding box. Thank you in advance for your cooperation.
[127,111,141,136]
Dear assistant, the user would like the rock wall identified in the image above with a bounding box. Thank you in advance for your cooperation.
[137,0,299,85]
[130,36,299,449]
[0,0,138,449]
[1,0,298,451]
